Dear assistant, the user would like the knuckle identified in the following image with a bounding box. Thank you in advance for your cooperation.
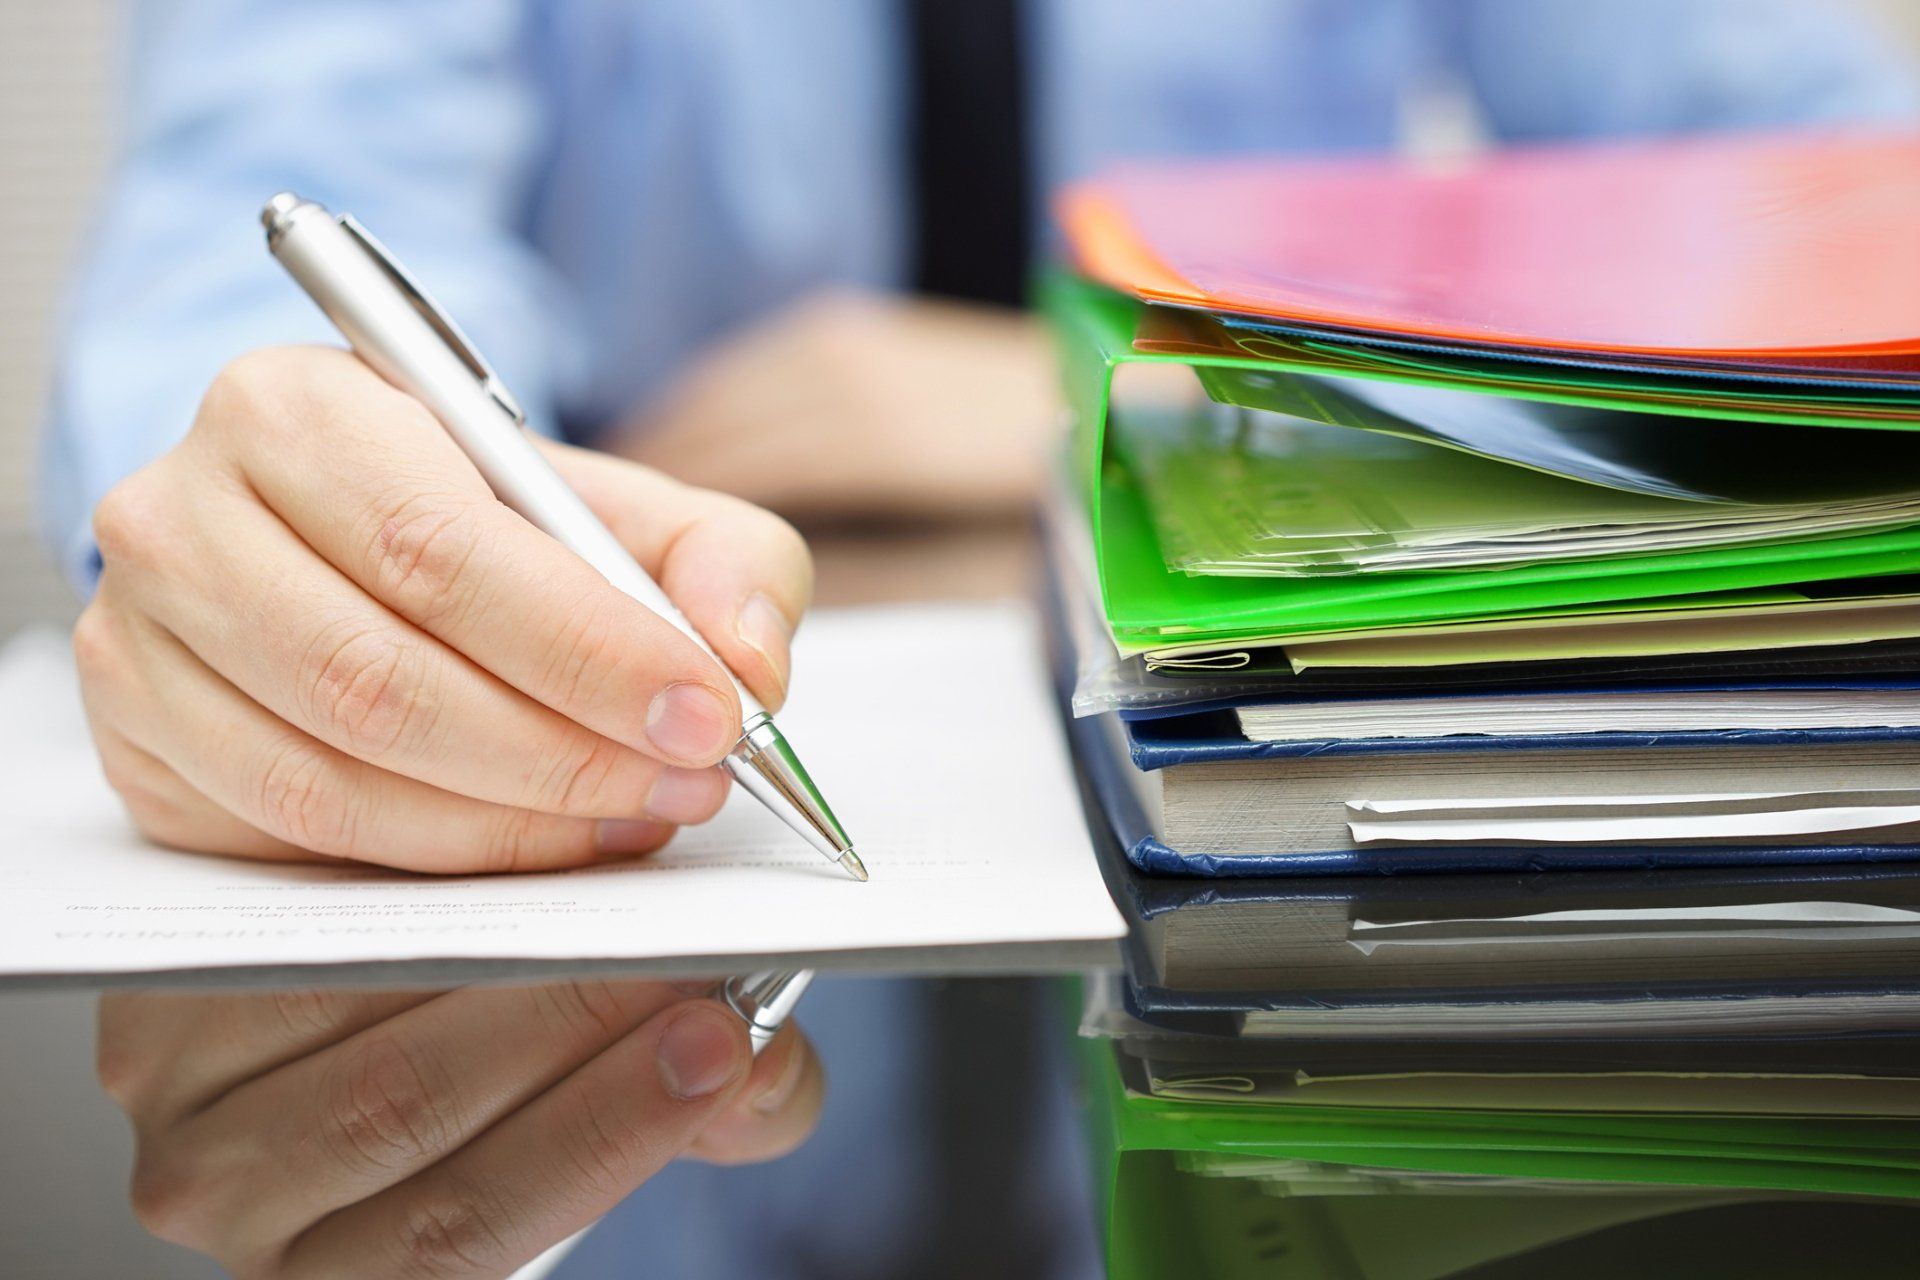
[394,1175,511,1278]
[70,604,120,688]
[556,1078,653,1201]
[90,742,195,849]
[297,621,430,758]
[530,980,637,1051]
[263,988,353,1045]
[478,805,559,875]
[319,1033,456,1179]
[255,737,357,853]
[94,1022,146,1110]
[524,729,631,816]
[728,496,811,568]
[94,747,145,802]
[199,347,300,434]
[128,1149,213,1247]
[697,496,815,607]
[366,494,486,627]
[759,512,814,605]
[537,594,630,717]
[91,471,170,572]
[118,783,189,848]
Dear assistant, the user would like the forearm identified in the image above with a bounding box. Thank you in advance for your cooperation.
[611,291,1060,522]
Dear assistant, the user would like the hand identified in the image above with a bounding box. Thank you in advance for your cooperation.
[99,981,822,1277]
[76,346,813,871]
[614,290,1060,521]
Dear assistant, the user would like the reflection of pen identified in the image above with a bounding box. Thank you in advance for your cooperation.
[262,194,864,1050]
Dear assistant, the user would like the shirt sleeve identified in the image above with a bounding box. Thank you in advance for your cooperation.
[38,0,584,596]
[1454,0,1920,142]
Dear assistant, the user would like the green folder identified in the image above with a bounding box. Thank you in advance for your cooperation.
[1232,329,1920,423]
[1044,271,1920,652]
[1078,1037,1920,1280]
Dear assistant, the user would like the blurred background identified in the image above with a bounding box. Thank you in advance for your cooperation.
[2,2,1918,1275]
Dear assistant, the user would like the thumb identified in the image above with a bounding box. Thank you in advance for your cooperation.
[540,439,814,711]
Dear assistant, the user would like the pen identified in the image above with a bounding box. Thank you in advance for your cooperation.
[262,193,863,1053]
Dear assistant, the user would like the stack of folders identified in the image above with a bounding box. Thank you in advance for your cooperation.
[1044,130,1920,1278]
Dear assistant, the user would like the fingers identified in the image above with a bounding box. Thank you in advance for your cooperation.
[110,978,824,1277]
[92,607,679,873]
[686,1022,827,1165]
[98,986,441,1127]
[200,348,745,767]
[144,981,688,1261]
[106,473,723,827]
[77,713,302,862]
[278,999,767,1278]
[544,440,814,711]
[81,346,819,874]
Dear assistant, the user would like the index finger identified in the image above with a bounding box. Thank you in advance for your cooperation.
[210,348,743,767]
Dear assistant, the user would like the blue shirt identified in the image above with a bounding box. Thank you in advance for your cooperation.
[39,0,1919,593]
[38,4,1920,1277]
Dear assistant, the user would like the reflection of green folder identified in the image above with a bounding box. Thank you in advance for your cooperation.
[1079,1036,1920,1280]
[1045,272,1920,654]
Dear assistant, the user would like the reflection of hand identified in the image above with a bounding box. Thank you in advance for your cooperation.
[76,346,814,872]
[101,982,821,1277]
[617,291,1059,521]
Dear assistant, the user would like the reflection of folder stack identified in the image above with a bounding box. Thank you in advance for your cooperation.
[1045,130,1920,1277]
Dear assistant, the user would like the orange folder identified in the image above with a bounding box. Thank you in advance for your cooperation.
[1058,130,1920,360]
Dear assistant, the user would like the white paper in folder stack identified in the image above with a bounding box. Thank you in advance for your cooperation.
[1347,790,1920,846]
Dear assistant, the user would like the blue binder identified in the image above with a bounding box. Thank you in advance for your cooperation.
[1071,731,1920,1049]
[1126,709,1920,767]
[1044,566,1920,878]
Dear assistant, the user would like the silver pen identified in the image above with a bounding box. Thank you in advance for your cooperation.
[262,193,861,1053]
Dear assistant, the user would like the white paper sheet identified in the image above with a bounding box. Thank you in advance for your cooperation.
[0,602,1125,987]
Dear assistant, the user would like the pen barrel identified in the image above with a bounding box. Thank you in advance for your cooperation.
[264,199,762,720]
[721,969,814,1055]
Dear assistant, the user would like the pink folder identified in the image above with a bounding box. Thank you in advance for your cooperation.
[1059,130,1920,360]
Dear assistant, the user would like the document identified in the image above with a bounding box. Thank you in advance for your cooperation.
[0,602,1125,987]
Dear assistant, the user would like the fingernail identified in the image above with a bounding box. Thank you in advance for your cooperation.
[752,1040,807,1114]
[595,818,671,857]
[656,1007,746,1100]
[735,593,793,704]
[645,683,735,763]
[645,767,727,824]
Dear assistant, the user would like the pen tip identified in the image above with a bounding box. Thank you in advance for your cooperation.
[838,850,869,883]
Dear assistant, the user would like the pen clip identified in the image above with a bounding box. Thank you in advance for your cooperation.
[336,213,527,426]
